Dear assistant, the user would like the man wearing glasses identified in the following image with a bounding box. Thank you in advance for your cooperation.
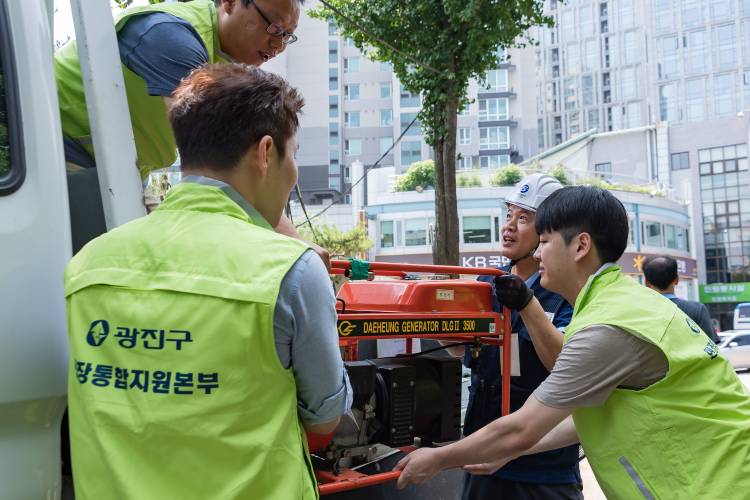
[55,0,308,254]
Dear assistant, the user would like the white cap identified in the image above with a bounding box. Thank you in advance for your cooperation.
[505,173,563,213]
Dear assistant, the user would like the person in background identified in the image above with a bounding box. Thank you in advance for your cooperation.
[642,255,719,342]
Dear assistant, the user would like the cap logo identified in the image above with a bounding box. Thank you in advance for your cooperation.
[520,184,530,193]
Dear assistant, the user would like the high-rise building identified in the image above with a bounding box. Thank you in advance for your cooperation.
[271,1,539,205]
[535,0,750,149]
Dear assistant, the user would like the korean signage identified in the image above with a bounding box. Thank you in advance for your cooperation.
[699,283,750,304]
[375,251,697,278]
[618,252,697,278]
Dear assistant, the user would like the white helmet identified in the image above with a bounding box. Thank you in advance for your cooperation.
[505,173,563,213]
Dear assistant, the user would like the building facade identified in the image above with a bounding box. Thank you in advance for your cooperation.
[267,1,540,206]
[535,0,750,149]
[364,170,698,299]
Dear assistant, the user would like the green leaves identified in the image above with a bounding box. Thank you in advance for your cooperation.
[490,164,523,186]
[299,223,373,257]
[393,160,435,192]
[313,0,548,144]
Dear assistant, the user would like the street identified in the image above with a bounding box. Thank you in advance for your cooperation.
[580,370,750,499]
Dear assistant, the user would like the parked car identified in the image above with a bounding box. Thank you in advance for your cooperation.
[718,331,750,371]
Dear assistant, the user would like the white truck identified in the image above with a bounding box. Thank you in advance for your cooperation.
[1,1,145,497]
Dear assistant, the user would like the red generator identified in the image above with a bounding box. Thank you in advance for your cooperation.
[313,260,512,495]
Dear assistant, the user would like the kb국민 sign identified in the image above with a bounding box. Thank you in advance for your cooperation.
[699,282,750,303]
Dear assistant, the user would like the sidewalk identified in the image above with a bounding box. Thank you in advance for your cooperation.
[580,458,606,499]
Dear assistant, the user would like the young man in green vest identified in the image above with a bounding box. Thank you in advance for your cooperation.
[56,0,317,255]
[395,186,750,499]
[64,63,351,499]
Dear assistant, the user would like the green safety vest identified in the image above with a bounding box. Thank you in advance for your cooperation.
[565,266,750,499]
[55,0,229,178]
[64,182,318,500]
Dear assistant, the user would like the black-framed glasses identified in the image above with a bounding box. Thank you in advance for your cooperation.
[249,0,298,45]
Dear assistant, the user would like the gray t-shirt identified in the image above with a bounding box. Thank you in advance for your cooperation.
[534,324,669,409]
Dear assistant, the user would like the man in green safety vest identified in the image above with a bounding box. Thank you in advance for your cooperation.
[56,0,317,255]
[395,186,750,499]
[64,63,351,499]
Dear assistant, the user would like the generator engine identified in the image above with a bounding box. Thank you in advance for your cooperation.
[313,271,503,475]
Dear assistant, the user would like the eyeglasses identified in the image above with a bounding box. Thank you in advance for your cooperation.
[249,0,298,45]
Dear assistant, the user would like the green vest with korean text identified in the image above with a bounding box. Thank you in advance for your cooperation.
[64,182,317,500]
[564,265,750,500]
[54,0,229,178]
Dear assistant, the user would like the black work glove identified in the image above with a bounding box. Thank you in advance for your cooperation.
[493,274,534,311]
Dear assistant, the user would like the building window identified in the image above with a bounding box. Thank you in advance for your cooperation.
[620,67,638,100]
[379,136,393,155]
[463,216,492,244]
[344,84,360,100]
[623,30,640,65]
[458,128,472,145]
[328,176,340,190]
[400,112,422,136]
[457,155,472,170]
[686,78,707,122]
[479,127,509,150]
[343,57,359,73]
[656,35,678,80]
[654,0,674,34]
[329,133,338,146]
[713,24,737,70]
[328,162,340,175]
[715,73,735,118]
[328,40,338,63]
[711,0,734,21]
[485,69,508,92]
[479,155,510,169]
[479,98,509,121]
[379,61,391,72]
[642,221,663,247]
[685,30,707,75]
[380,109,392,127]
[329,67,338,91]
[380,221,394,248]
[400,84,421,107]
[401,140,422,166]
[380,82,391,98]
[659,83,679,122]
[594,162,612,180]
[328,20,337,35]
[345,138,362,156]
[345,111,360,128]
[670,152,690,170]
[699,144,748,175]
[405,218,427,246]
[682,0,702,28]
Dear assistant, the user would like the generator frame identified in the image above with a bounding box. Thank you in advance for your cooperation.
[316,259,513,495]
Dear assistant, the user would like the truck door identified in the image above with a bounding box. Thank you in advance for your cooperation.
[0,0,70,498]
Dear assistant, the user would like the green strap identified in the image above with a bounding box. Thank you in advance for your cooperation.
[348,258,370,281]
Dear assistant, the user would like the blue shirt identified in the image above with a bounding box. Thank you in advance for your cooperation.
[181,176,352,426]
[64,12,208,165]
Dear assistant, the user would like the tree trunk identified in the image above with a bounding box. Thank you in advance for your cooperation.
[431,77,460,265]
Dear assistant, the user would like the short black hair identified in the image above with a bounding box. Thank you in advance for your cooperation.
[535,186,629,264]
[642,256,678,290]
[169,64,304,171]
